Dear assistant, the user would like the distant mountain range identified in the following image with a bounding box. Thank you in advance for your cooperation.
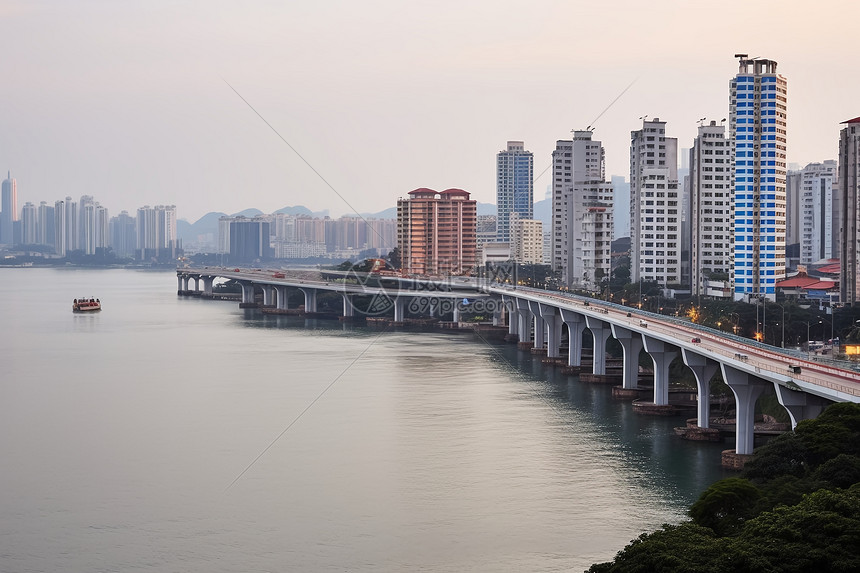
[177,199,554,246]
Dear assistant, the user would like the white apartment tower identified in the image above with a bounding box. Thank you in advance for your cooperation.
[20,202,37,245]
[551,131,613,291]
[496,141,534,243]
[630,118,681,286]
[840,117,860,305]
[510,215,543,264]
[54,199,66,256]
[730,55,787,302]
[690,120,732,297]
[798,161,838,265]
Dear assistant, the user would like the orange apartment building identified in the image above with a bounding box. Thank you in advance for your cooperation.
[397,188,477,276]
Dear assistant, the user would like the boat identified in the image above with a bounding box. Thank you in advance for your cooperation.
[73,297,101,312]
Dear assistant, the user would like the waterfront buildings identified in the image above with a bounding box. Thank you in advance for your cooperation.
[20,202,37,246]
[510,215,543,264]
[552,131,614,291]
[689,120,732,298]
[229,216,271,262]
[1,171,17,245]
[136,205,177,260]
[730,56,787,302]
[796,161,838,266]
[840,117,860,305]
[496,141,534,243]
[397,188,477,275]
[630,118,681,286]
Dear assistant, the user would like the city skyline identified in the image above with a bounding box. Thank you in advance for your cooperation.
[1,1,858,222]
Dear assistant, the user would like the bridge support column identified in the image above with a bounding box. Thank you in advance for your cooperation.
[721,365,770,456]
[192,276,201,292]
[300,288,317,313]
[537,304,561,358]
[773,384,830,429]
[682,349,719,428]
[611,325,643,390]
[492,300,504,327]
[560,309,585,366]
[506,301,518,337]
[240,281,255,304]
[515,299,533,345]
[393,297,405,323]
[453,304,461,323]
[177,275,184,292]
[585,316,610,375]
[202,276,214,295]
[275,286,289,310]
[262,285,274,307]
[642,337,680,406]
[342,293,355,317]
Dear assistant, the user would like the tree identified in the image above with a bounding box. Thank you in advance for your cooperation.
[689,478,762,536]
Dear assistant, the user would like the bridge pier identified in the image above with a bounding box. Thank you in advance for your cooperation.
[642,337,680,406]
[585,316,610,375]
[299,288,317,313]
[239,281,256,305]
[201,276,214,295]
[177,275,184,292]
[515,299,533,347]
[774,384,830,429]
[611,324,643,390]
[682,349,719,428]
[503,297,518,340]
[538,304,561,358]
[275,286,289,309]
[560,309,585,367]
[342,293,355,317]
[393,297,405,323]
[722,364,770,456]
[262,285,275,307]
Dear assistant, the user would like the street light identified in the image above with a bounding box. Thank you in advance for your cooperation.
[766,301,787,348]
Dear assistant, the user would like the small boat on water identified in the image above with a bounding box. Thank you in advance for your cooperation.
[73,297,101,312]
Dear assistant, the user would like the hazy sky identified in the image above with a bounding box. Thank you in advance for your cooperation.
[1,0,857,222]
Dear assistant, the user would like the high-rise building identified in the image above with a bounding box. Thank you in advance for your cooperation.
[630,118,681,286]
[64,197,79,252]
[689,120,732,298]
[397,188,477,275]
[551,139,573,273]
[839,117,860,305]
[54,199,66,256]
[785,168,802,268]
[229,216,271,262]
[496,141,534,243]
[20,202,37,245]
[37,201,55,248]
[797,161,838,265]
[730,55,787,302]
[510,215,543,264]
[1,171,18,245]
[110,211,137,258]
[136,205,177,261]
[552,131,613,290]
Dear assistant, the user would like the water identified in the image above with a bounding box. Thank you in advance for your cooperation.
[0,268,729,572]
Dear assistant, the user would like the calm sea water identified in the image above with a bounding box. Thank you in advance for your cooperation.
[0,268,729,572]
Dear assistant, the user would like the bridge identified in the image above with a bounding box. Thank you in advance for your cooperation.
[177,267,860,467]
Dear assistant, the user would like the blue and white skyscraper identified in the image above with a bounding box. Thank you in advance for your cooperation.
[496,141,533,243]
[730,55,787,302]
